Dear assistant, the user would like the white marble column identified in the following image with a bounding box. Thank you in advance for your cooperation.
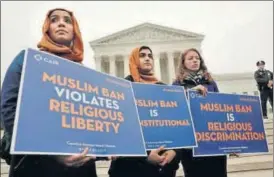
[167,52,175,83]
[109,55,116,76]
[123,55,129,77]
[94,55,101,72]
[154,53,162,80]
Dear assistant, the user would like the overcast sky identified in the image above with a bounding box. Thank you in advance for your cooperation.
[1,1,273,83]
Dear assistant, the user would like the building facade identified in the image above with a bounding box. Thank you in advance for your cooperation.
[89,22,272,111]
[89,22,204,84]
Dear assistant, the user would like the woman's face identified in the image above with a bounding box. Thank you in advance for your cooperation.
[183,50,201,72]
[139,49,154,73]
[48,10,74,46]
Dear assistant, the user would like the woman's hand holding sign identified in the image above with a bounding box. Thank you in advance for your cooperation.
[147,146,166,165]
[159,150,176,166]
[192,85,208,96]
[56,148,96,167]
[108,156,119,161]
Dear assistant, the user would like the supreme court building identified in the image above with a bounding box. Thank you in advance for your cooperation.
[89,22,271,108]
[89,22,204,85]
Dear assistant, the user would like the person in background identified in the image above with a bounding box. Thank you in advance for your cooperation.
[108,46,180,177]
[254,60,273,119]
[1,8,99,177]
[172,48,227,177]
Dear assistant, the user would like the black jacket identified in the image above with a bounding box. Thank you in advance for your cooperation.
[1,50,98,177]
[254,69,273,91]
[108,75,180,177]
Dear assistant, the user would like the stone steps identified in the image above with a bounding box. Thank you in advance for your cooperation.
[1,163,9,175]
[1,119,273,177]
[228,170,273,177]
[2,170,273,177]
[1,153,273,177]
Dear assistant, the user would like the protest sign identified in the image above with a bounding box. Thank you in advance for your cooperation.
[188,90,268,156]
[132,83,197,150]
[10,48,146,156]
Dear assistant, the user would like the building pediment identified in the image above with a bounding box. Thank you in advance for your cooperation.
[89,22,204,46]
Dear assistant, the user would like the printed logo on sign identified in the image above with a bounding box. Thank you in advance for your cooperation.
[190,92,196,99]
[34,54,59,65]
[190,92,203,99]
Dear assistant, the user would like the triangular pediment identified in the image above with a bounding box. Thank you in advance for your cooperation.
[89,22,204,46]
